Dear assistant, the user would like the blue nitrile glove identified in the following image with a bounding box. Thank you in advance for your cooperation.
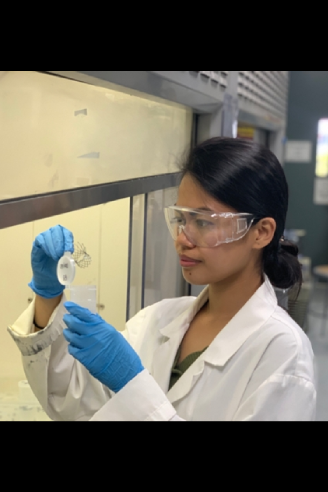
[63,302,144,393]
[29,225,74,299]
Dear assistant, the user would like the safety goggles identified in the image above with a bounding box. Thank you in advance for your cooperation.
[164,206,255,248]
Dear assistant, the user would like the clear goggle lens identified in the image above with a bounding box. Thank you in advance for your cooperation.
[164,206,254,248]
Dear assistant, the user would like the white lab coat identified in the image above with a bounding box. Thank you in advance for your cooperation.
[8,276,316,421]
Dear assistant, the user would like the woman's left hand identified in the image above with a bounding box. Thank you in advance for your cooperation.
[63,302,144,393]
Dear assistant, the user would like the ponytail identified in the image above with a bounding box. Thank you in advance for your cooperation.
[263,239,302,290]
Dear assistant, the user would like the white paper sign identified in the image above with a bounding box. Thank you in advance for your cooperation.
[314,178,328,205]
[285,141,312,163]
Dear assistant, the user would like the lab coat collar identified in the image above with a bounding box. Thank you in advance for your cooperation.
[159,275,278,368]
[203,275,277,367]
[154,275,278,403]
[152,289,209,394]
[159,286,210,338]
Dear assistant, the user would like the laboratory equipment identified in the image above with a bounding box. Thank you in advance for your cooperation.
[57,252,76,286]
[72,242,92,268]
[57,243,96,312]
[70,285,97,313]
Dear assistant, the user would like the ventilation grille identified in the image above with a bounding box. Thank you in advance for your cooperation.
[238,71,288,118]
[192,71,230,88]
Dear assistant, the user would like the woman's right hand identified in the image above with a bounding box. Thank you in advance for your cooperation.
[29,225,74,299]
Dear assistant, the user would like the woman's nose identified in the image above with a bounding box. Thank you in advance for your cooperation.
[175,227,195,248]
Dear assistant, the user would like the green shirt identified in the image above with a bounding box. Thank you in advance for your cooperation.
[169,346,208,391]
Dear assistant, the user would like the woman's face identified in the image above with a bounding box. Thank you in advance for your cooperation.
[175,175,263,286]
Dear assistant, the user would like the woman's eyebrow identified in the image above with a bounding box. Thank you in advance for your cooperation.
[174,204,213,212]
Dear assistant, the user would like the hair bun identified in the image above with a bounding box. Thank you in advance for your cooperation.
[265,239,302,289]
[280,240,299,258]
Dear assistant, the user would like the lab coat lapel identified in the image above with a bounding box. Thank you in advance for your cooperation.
[167,357,205,405]
[152,333,206,403]
[151,333,184,393]
[203,276,278,367]
[151,288,210,394]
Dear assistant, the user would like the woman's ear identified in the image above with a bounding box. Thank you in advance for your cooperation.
[252,218,276,250]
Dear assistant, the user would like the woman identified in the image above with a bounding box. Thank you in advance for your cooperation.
[8,138,316,421]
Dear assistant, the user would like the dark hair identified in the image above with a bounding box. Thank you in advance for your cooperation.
[181,137,302,290]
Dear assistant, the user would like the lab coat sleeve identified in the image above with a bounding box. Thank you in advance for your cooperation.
[232,374,317,421]
[8,296,111,421]
[8,296,184,422]
[90,369,184,421]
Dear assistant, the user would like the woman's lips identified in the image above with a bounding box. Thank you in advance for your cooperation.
[179,255,201,267]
